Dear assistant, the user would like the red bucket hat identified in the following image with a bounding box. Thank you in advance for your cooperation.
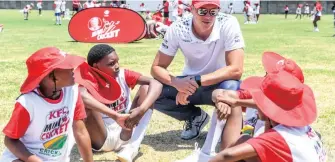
[192,0,220,8]
[74,63,121,104]
[241,51,304,90]
[241,71,317,127]
[262,51,304,83]
[20,47,85,94]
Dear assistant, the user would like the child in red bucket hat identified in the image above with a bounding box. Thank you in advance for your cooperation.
[212,51,308,137]
[75,44,162,162]
[210,71,327,162]
[1,47,93,162]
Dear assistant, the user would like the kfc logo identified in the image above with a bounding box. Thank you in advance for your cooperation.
[69,8,146,43]
[88,17,102,31]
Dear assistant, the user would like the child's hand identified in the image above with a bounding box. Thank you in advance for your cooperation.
[115,114,131,130]
[125,107,146,128]
[215,102,232,120]
[26,155,43,162]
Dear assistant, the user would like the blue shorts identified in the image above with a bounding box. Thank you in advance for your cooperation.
[55,12,61,16]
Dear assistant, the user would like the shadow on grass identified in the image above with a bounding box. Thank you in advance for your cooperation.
[141,130,209,152]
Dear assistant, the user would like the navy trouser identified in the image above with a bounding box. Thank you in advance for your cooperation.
[154,78,241,121]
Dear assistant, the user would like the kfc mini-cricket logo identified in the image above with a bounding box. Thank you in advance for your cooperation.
[69,7,146,43]
[39,107,70,157]
[88,16,121,41]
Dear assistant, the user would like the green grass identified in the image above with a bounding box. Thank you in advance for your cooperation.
[0,9,335,161]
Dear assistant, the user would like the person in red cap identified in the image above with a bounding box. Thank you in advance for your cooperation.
[212,51,306,137]
[152,0,245,161]
[313,1,322,32]
[1,47,93,162]
[210,71,327,162]
[76,44,162,162]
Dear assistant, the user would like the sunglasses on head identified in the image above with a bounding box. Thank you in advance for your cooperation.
[196,8,220,16]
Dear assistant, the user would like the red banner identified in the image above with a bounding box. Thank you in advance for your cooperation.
[69,7,146,43]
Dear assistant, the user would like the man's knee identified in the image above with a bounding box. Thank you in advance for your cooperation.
[218,80,241,90]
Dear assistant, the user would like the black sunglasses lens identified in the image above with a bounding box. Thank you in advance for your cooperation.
[209,9,219,16]
[198,9,208,16]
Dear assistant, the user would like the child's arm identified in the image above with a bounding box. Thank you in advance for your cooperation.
[3,103,42,162]
[4,136,42,162]
[133,75,162,112]
[212,89,258,108]
[125,71,162,128]
[209,143,257,162]
[73,120,93,162]
[79,87,130,130]
[72,93,93,162]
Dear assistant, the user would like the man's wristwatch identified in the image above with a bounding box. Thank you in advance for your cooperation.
[194,75,202,86]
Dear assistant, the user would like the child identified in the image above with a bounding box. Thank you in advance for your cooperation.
[0,47,93,162]
[37,0,42,16]
[228,3,234,14]
[210,71,327,162]
[213,51,306,137]
[254,3,260,23]
[23,6,29,20]
[313,1,322,32]
[75,44,162,162]
[304,3,310,17]
[284,5,289,19]
[54,0,62,25]
[61,0,66,18]
[296,4,302,19]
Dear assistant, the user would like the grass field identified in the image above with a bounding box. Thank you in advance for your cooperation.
[0,9,335,162]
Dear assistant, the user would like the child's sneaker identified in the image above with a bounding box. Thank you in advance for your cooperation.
[117,145,139,162]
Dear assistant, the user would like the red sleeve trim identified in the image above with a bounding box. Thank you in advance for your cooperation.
[246,129,293,162]
[124,69,142,89]
[3,102,30,139]
[237,89,252,99]
[74,91,87,120]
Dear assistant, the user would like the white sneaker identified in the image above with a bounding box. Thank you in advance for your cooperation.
[117,145,139,162]
[175,143,214,162]
[314,28,319,32]
[181,109,209,140]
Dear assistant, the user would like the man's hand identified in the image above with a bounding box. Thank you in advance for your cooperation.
[125,107,146,128]
[115,114,131,130]
[176,92,189,105]
[216,102,232,120]
[172,76,199,95]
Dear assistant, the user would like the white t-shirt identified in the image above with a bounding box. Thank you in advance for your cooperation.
[54,1,62,13]
[255,6,260,14]
[296,7,302,14]
[159,13,245,76]
[228,5,234,14]
[247,4,253,15]
[247,125,327,162]
[61,1,66,11]
[37,2,42,9]
[101,69,140,126]
[84,1,95,9]
[305,6,310,13]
